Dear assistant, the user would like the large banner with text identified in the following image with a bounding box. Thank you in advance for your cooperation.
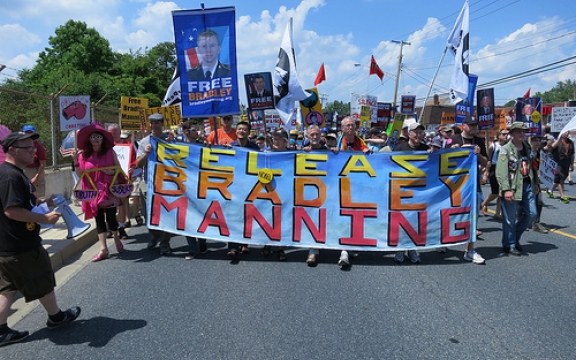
[173,7,239,118]
[146,138,479,251]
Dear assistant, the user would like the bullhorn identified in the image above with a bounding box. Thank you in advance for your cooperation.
[53,195,91,239]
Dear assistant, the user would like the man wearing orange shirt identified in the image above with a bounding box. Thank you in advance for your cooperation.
[205,115,237,146]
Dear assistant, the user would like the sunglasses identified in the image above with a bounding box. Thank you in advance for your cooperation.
[90,134,104,140]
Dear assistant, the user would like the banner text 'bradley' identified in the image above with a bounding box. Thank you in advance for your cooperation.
[146,139,477,251]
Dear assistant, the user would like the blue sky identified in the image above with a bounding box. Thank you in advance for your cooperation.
[1,0,575,107]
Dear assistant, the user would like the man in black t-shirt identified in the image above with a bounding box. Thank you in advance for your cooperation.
[448,116,487,265]
[393,123,429,264]
[0,132,81,347]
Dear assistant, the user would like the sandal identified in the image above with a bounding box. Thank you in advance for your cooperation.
[135,215,144,226]
[241,245,250,254]
[278,249,287,261]
[116,243,124,253]
[92,250,109,262]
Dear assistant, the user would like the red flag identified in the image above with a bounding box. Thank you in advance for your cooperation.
[314,63,326,86]
[369,55,384,82]
[523,88,531,98]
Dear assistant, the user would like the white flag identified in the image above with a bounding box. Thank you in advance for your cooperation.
[447,0,469,104]
[273,18,309,131]
[162,68,181,107]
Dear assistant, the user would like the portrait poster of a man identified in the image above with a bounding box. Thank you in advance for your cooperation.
[173,7,239,117]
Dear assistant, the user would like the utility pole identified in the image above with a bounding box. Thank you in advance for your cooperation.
[391,40,411,111]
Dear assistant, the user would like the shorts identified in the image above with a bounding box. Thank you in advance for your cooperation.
[0,246,56,302]
[489,170,499,195]
[554,165,569,185]
[130,177,144,197]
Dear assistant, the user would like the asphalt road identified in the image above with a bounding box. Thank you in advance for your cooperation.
[4,184,576,359]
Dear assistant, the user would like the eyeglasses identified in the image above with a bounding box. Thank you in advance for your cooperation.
[13,146,37,152]
[90,134,104,140]
[500,132,509,135]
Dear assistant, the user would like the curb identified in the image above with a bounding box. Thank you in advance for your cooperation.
[40,202,98,270]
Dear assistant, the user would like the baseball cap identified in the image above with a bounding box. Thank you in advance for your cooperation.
[120,131,131,139]
[408,123,425,132]
[1,132,39,152]
[273,128,289,140]
[148,113,164,122]
[326,133,337,139]
[462,116,478,125]
[22,124,36,133]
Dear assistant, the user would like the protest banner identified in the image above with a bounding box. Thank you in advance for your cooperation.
[60,96,91,131]
[121,96,148,131]
[551,107,576,133]
[173,7,239,118]
[515,97,542,136]
[539,150,557,190]
[145,138,479,251]
[245,72,274,111]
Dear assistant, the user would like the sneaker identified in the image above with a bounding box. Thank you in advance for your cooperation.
[463,250,485,265]
[184,252,197,260]
[394,251,405,263]
[46,307,81,329]
[159,244,172,255]
[147,237,158,250]
[118,227,128,240]
[546,190,554,199]
[0,328,29,347]
[408,250,421,264]
[306,254,317,267]
[560,196,570,204]
[505,247,522,256]
[532,222,549,234]
[338,251,350,267]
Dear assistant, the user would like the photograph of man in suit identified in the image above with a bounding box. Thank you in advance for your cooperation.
[477,91,493,117]
[248,74,274,109]
[187,29,231,80]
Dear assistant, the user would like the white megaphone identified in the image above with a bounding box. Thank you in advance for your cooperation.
[53,195,91,239]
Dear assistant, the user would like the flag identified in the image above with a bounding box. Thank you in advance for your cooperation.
[314,63,326,86]
[369,55,384,82]
[447,0,470,104]
[523,88,531,98]
[162,67,181,107]
[273,18,309,132]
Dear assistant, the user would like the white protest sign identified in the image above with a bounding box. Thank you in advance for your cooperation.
[113,144,132,175]
[539,150,557,190]
[551,107,576,133]
[59,95,91,131]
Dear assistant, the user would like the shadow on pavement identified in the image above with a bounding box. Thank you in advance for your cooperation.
[28,317,147,347]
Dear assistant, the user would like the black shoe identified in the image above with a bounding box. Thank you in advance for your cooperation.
[118,227,128,240]
[0,328,29,347]
[507,247,522,256]
[199,241,207,254]
[515,243,523,252]
[46,307,81,329]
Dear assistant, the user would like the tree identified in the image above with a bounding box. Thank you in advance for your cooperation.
[324,100,350,115]
[535,80,576,103]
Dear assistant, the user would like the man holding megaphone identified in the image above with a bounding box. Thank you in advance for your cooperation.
[0,131,81,347]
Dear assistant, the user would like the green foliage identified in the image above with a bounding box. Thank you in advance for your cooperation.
[535,80,576,103]
[0,20,178,165]
[324,100,350,115]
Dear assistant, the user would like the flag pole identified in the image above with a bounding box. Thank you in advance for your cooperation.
[421,48,448,121]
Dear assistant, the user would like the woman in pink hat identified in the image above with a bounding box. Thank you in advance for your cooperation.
[73,124,124,262]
